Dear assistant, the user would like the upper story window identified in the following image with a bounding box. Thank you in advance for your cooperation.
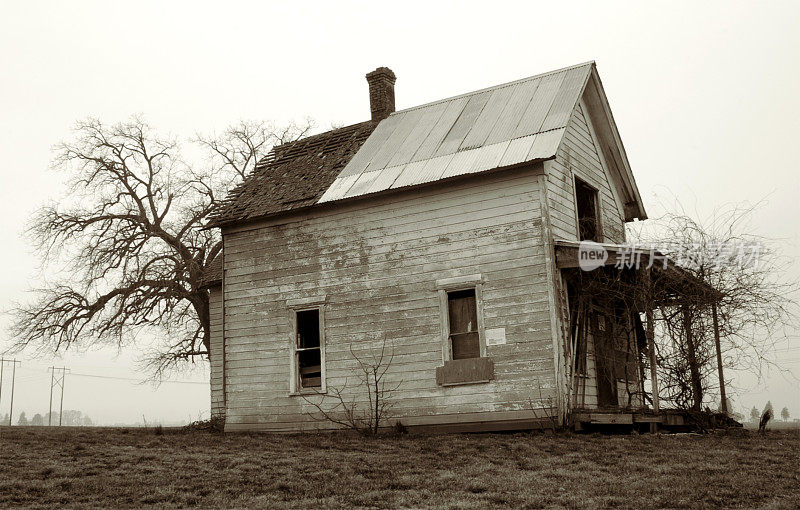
[575,177,600,242]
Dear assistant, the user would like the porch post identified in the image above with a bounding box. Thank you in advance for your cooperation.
[645,306,659,414]
[682,306,703,412]
[642,268,660,418]
[712,302,727,414]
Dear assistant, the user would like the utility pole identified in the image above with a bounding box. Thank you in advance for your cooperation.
[48,367,53,426]
[48,367,69,426]
[0,357,4,422]
[1,359,22,426]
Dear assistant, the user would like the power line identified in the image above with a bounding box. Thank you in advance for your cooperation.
[68,372,207,385]
[11,364,207,386]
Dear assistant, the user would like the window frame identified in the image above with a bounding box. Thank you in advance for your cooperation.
[287,296,327,395]
[573,176,603,242]
[436,275,486,362]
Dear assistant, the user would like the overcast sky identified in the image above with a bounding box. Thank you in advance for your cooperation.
[1,1,798,424]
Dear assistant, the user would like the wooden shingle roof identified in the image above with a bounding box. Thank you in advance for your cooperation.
[200,254,223,288]
[208,120,376,226]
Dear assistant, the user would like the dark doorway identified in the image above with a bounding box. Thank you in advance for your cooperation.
[592,313,618,408]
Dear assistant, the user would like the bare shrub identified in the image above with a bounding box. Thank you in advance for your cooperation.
[303,337,401,435]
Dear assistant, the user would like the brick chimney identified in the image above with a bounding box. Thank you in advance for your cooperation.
[366,67,396,122]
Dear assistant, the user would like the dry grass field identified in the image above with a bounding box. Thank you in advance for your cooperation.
[0,426,798,509]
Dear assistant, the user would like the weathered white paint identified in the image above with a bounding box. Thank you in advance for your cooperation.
[543,99,626,244]
[221,164,557,432]
[209,286,225,420]
[212,86,649,430]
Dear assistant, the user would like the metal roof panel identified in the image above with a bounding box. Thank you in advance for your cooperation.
[318,172,362,203]
[389,159,431,189]
[337,114,402,178]
[528,128,566,160]
[433,90,492,157]
[484,78,541,145]
[327,62,592,203]
[513,71,567,138]
[540,66,592,132]
[459,85,516,151]
[408,96,470,163]
[385,101,448,168]
[441,141,510,179]
[364,108,424,172]
[498,134,537,167]
[359,164,406,196]
[343,168,383,198]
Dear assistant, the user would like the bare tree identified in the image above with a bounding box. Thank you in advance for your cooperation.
[9,117,312,376]
[303,337,401,435]
[631,200,798,411]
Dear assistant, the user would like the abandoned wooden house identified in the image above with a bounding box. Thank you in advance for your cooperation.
[203,62,717,432]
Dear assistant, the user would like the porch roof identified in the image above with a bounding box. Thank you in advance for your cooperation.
[553,239,722,304]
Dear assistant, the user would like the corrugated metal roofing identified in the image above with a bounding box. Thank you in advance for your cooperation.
[319,62,593,204]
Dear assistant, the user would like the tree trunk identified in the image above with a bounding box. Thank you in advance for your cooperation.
[193,291,212,360]
[712,303,727,414]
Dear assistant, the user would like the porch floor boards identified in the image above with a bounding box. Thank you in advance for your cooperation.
[572,409,688,427]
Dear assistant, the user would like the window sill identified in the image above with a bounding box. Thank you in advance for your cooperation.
[436,357,495,386]
[441,379,492,387]
[289,389,327,397]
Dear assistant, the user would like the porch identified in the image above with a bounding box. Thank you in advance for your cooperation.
[572,409,689,432]
[553,240,724,432]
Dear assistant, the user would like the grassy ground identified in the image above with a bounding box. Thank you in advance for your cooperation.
[0,426,798,509]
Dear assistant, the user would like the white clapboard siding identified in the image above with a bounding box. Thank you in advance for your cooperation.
[222,165,558,431]
[544,101,626,244]
[581,330,599,409]
[209,287,225,420]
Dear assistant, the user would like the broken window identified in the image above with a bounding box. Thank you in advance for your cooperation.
[295,309,323,389]
[447,289,480,359]
[575,178,600,242]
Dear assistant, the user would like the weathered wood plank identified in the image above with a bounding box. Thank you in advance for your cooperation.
[222,167,558,430]
[209,287,225,420]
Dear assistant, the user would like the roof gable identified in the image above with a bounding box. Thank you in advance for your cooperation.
[579,67,646,221]
[318,62,594,204]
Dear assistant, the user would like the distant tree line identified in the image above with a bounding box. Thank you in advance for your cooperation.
[747,402,793,422]
[1,410,93,426]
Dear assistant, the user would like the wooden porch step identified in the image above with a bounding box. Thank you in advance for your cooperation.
[574,412,633,424]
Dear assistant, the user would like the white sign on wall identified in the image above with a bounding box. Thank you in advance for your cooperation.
[485,327,506,346]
